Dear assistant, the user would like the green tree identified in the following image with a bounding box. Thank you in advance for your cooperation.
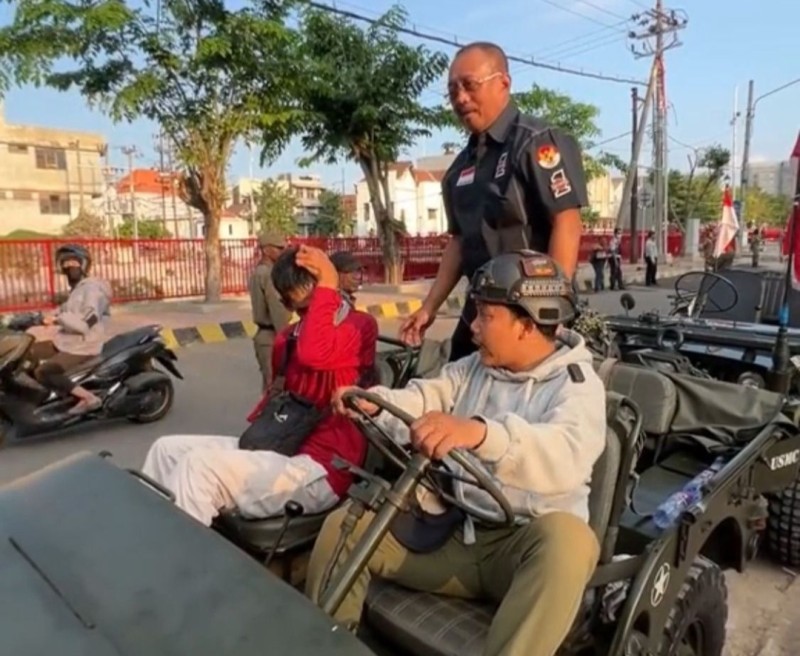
[61,207,106,237]
[292,5,448,283]
[0,0,300,302]
[314,190,353,236]
[117,217,172,239]
[667,145,730,226]
[743,187,792,226]
[254,180,298,236]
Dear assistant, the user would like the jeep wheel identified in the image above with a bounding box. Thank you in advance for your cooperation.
[768,476,800,566]
[661,557,727,656]
[624,558,726,656]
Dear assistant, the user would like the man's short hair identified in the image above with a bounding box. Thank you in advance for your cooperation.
[454,41,509,74]
[271,246,316,298]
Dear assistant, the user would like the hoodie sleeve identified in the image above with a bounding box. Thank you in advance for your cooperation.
[56,281,110,336]
[367,356,474,443]
[472,363,607,496]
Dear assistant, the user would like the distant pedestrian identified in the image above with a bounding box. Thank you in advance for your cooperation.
[589,239,608,292]
[608,228,624,290]
[248,232,291,391]
[644,230,658,286]
[330,251,365,307]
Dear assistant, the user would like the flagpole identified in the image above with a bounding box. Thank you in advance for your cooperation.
[766,132,800,395]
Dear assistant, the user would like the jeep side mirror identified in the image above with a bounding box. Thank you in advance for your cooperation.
[620,293,636,312]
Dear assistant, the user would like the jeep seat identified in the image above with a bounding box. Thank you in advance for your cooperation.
[213,507,331,557]
[361,392,628,656]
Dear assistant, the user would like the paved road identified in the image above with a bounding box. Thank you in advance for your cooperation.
[0,283,796,655]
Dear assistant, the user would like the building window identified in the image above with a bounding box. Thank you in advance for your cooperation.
[35,147,67,170]
[8,143,28,154]
[12,190,33,200]
[228,224,233,236]
[427,208,437,221]
[363,202,370,221]
[39,194,71,215]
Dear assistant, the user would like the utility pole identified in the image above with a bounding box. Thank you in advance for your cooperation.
[740,76,800,228]
[165,144,180,237]
[629,0,687,256]
[630,87,640,263]
[121,145,139,240]
[740,79,755,225]
[154,131,169,231]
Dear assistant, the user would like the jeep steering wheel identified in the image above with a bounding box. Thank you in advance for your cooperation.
[342,389,515,528]
[673,271,739,317]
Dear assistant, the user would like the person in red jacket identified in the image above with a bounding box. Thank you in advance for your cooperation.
[141,245,379,526]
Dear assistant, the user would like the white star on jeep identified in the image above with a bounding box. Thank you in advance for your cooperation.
[651,563,670,607]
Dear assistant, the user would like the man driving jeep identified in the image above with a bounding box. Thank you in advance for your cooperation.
[141,246,379,526]
[307,250,606,656]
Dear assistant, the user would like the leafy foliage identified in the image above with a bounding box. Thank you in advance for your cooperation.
[117,217,172,239]
[0,0,301,301]
[742,186,792,226]
[62,207,106,237]
[254,179,298,237]
[291,4,448,282]
[666,145,731,225]
[314,189,353,236]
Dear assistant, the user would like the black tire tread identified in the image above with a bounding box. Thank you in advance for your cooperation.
[128,379,175,424]
[768,476,800,566]
[661,556,727,656]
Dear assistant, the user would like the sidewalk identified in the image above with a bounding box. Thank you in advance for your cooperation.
[40,254,734,350]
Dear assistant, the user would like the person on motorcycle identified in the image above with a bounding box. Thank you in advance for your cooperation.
[308,250,606,656]
[29,244,112,415]
[330,251,365,306]
[141,245,379,527]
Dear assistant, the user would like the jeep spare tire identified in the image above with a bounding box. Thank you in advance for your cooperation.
[768,476,800,566]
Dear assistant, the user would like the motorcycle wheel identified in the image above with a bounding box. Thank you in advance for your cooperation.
[128,378,175,424]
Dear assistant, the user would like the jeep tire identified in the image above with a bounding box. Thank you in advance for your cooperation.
[624,557,727,656]
[768,476,800,566]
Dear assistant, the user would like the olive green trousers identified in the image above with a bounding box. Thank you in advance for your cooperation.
[306,504,599,656]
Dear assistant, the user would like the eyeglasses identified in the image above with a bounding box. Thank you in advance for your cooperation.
[446,72,503,98]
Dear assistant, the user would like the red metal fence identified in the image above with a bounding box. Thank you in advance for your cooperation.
[0,232,684,312]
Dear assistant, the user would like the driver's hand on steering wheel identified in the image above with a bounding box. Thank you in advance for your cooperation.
[410,412,486,461]
[332,386,380,419]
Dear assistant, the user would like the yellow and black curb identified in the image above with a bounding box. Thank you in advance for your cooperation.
[158,296,468,349]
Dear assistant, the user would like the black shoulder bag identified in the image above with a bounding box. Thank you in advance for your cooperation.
[239,328,327,456]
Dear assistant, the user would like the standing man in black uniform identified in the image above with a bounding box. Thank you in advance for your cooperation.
[399,41,589,361]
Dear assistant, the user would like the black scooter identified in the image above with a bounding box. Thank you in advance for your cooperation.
[0,312,182,445]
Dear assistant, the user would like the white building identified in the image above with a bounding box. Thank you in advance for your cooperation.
[354,161,451,237]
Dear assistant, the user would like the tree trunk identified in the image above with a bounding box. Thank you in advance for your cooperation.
[378,208,403,284]
[204,208,222,303]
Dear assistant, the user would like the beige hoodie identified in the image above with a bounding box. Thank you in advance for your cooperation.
[368,329,607,538]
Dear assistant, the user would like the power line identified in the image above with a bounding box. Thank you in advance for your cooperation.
[533,20,629,56]
[573,0,631,21]
[551,33,628,61]
[538,0,629,31]
[302,0,646,86]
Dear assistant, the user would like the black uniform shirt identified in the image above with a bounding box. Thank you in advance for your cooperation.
[441,101,589,279]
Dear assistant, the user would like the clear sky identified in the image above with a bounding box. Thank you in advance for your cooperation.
[1,0,798,193]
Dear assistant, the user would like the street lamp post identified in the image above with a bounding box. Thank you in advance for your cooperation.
[740,76,800,225]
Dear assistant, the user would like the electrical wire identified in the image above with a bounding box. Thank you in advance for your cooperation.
[538,0,629,30]
[301,0,646,86]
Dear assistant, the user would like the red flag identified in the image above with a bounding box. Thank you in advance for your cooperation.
[787,131,800,288]
[713,186,739,258]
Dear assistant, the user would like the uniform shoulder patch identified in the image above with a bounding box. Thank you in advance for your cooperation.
[567,363,585,383]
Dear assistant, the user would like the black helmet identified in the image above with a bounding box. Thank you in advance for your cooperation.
[55,243,91,273]
[469,250,577,326]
